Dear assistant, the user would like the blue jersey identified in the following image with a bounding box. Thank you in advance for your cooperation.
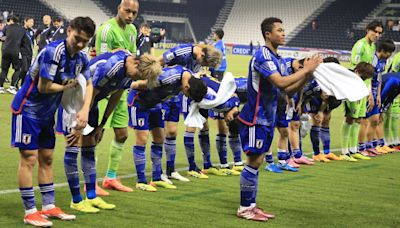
[238,46,288,127]
[212,40,226,72]
[11,39,90,120]
[89,51,132,102]
[162,44,201,73]
[235,77,248,103]
[371,53,386,95]
[381,73,400,112]
[128,65,191,110]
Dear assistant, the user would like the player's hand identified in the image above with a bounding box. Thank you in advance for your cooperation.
[94,125,105,144]
[64,79,78,90]
[75,109,88,130]
[303,54,322,74]
[314,111,323,122]
[296,103,302,115]
[160,28,166,36]
[225,107,239,122]
[66,129,81,146]
[367,94,374,112]
[376,95,381,108]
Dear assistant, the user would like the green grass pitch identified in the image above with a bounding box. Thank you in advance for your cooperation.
[0,51,399,227]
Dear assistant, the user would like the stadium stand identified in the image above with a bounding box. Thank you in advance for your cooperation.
[98,0,225,41]
[222,0,327,45]
[41,0,110,27]
[0,0,62,26]
[288,0,382,50]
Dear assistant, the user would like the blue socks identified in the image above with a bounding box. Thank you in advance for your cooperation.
[310,126,321,155]
[229,135,242,163]
[199,130,212,169]
[320,127,330,154]
[39,183,55,207]
[184,132,197,171]
[133,145,147,184]
[20,187,36,210]
[240,165,258,207]
[216,134,228,166]
[165,137,176,175]
[81,146,96,199]
[151,142,163,181]
[64,146,82,203]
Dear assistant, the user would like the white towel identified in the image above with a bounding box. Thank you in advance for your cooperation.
[60,74,93,135]
[184,72,237,129]
[313,63,369,102]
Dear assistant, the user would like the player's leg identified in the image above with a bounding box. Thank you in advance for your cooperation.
[376,113,395,153]
[310,113,330,162]
[163,98,188,182]
[227,119,245,171]
[291,118,314,165]
[322,111,342,160]
[237,123,274,222]
[102,97,132,192]
[277,126,299,171]
[129,104,157,192]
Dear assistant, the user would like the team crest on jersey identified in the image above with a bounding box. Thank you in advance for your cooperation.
[138,118,145,127]
[255,139,264,149]
[280,63,286,74]
[130,34,135,44]
[267,61,277,71]
[166,52,174,61]
[75,63,83,76]
[22,134,32,145]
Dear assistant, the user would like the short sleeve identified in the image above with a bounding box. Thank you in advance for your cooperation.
[39,47,58,81]
[257,59,279,78]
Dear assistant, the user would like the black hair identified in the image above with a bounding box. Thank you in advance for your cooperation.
[298,58,306,66]
[366,20,383,32]
[187,77,207,102]
[377,39,396,53]
[24,16,34,22]
[214,29,224,39]
[323,57,340,64]
[8,15,19,23]
[261,17,282,39]
[69,16,96,38]
[53,17,63,23]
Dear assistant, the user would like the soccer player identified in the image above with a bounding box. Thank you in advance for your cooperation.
[159,44,223,180]
[62,51,161,212]
[364,39,395,155]
[128,66,207,191]
[95,0,139,193]
[11,16,95,227]
[236,17,321,221]
[301,57,343,162]
[182,75,243,176]
[210,29,227,81]
[383,52,400,150]
[18,17,35,88]
[341,62,375,160]
[349,20,383,157]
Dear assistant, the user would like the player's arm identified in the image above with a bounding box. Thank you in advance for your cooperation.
[269,56,322,95]
[130,79,149,90]
[99,90,124,127]
[350,42,364,65]
[95,26,114,55]
[377,73,382,107]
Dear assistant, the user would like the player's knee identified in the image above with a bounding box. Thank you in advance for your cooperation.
[135,132,149,146]
[290,121,300,130]
[165,128,178,138]
[20,153,38,168]
[39,155,53,167]
[115,132,128,143]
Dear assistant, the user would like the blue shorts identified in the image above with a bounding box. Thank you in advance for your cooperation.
[238,122,274,155]
[162,96,181,122]
[12,114,56,150]
[366,94,381,118]
[209,110,225,120]
[129,102,164,130]
[292,111,300,121]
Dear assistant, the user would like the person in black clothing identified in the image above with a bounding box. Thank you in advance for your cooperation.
[44,18,66,43]
[136,23,165,56]
[0,15,25,94]
[34,15,52,51]
[17,16,35,88]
